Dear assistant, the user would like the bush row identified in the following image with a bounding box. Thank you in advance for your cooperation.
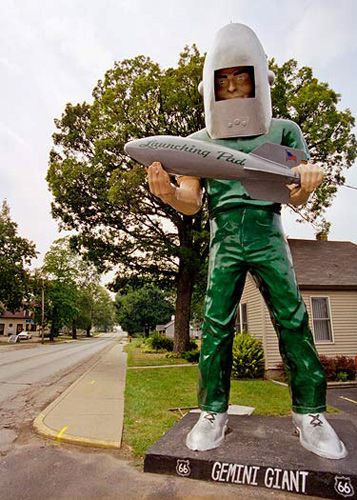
[319,355,356,382]
[144,331,198,357]
[277,355,356,382]
[144,331,265,377]
[145,331,174,351]
[143,332,356,383]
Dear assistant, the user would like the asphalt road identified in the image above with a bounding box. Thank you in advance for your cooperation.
[327,387,357,422]
[0,334,118,456]
[0,337,354,500]
[0,333,312,500]
[0,335,116,403]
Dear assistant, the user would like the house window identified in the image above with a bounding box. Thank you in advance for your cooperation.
[311,297,333,342]
[236,303,248,333]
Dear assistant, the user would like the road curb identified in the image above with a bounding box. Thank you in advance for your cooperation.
[33,412,121,449]
[33,342,124,449]
[271,379,357,389]
[326,381,357,389]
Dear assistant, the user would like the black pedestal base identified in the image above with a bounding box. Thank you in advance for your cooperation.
[144,414,356,499]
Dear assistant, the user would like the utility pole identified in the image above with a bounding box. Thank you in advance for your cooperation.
[41,278,45,344]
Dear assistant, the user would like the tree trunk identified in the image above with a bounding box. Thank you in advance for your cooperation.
[144,324,150,337]
[72,321,77,340]
[174,218,195,353]
[174,261,194,353]
[86,325,91,337]
[50,323,59,341]
[49,324,55,342]
[50,317,58,341]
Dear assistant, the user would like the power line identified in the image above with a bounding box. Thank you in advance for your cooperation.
[342,184,357,191]
[287,180,357,230]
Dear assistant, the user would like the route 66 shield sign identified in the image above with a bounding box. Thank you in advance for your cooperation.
[334,476,355,498]
[176,459,191,477]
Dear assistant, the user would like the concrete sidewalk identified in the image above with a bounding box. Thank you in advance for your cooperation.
[34,342,127,449]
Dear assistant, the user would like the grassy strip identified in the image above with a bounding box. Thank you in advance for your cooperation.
[123,340,339,457]
[124,339,189,367]
[123,366,294,457]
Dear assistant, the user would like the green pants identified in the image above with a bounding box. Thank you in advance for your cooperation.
[199,207,326,414]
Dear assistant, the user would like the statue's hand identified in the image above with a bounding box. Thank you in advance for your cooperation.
[147,162,202,215]
[147,162,176,204]
[287,163,324,205]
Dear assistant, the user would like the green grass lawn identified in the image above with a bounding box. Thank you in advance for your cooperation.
[124,339,190,367]
[123,342,338,458]
[123,366,295,457]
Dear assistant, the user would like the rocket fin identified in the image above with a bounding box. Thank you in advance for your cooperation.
[242,179,291,204]
[251,142,305,168]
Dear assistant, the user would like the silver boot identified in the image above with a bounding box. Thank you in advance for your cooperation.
[292,412,347,460]
[186,411,228,451]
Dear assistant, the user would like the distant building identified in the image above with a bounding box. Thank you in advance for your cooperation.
[0,310,36,337]
[238,239,357,370]
[156,316,201,339]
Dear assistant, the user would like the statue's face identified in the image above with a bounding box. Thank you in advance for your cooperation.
[214,66,254,101]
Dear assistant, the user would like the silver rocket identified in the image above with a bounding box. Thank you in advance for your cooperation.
[124,135,304,204]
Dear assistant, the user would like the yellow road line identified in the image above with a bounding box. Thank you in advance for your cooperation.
[339,396,357,405]
[57,426,68,439]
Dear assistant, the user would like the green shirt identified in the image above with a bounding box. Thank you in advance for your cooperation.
[189,118,310,217]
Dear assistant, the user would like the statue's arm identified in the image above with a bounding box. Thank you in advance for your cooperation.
[147,162,203,215]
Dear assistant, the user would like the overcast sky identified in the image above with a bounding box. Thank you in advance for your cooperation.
[1,0,356,271]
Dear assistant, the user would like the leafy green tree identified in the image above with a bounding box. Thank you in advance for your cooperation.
[0,200,37,313]
[115,285,174,336]
[270,59,357,232]
[42,237,102,339]
[75,286,95,336]
[29,268,79,341]
[47,48,356,351]
[42,238,116,337]
[47,280,79,339]
[91,286,116,332]
[48,47,207,351]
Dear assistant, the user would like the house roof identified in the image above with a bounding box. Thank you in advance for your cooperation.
[0,310,31,319]
[288,239,357,289]
[156,321,174,330]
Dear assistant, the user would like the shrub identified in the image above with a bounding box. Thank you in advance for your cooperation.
[334,355,356,380]
[318,355,335,381]
[145,331,174,352]
[277,355,356,382]
[319,355,356,381]
[181,349,200,363]
[188,339,198,350]
[132,332,146,338]
[131,337,145,348]
[231,332,265,379]
[336,371,349,382]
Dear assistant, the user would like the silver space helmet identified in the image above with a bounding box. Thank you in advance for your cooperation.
[202,23,273,139]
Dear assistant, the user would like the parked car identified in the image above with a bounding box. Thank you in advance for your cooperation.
[8,335,19,343]
[17,331,32,340]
